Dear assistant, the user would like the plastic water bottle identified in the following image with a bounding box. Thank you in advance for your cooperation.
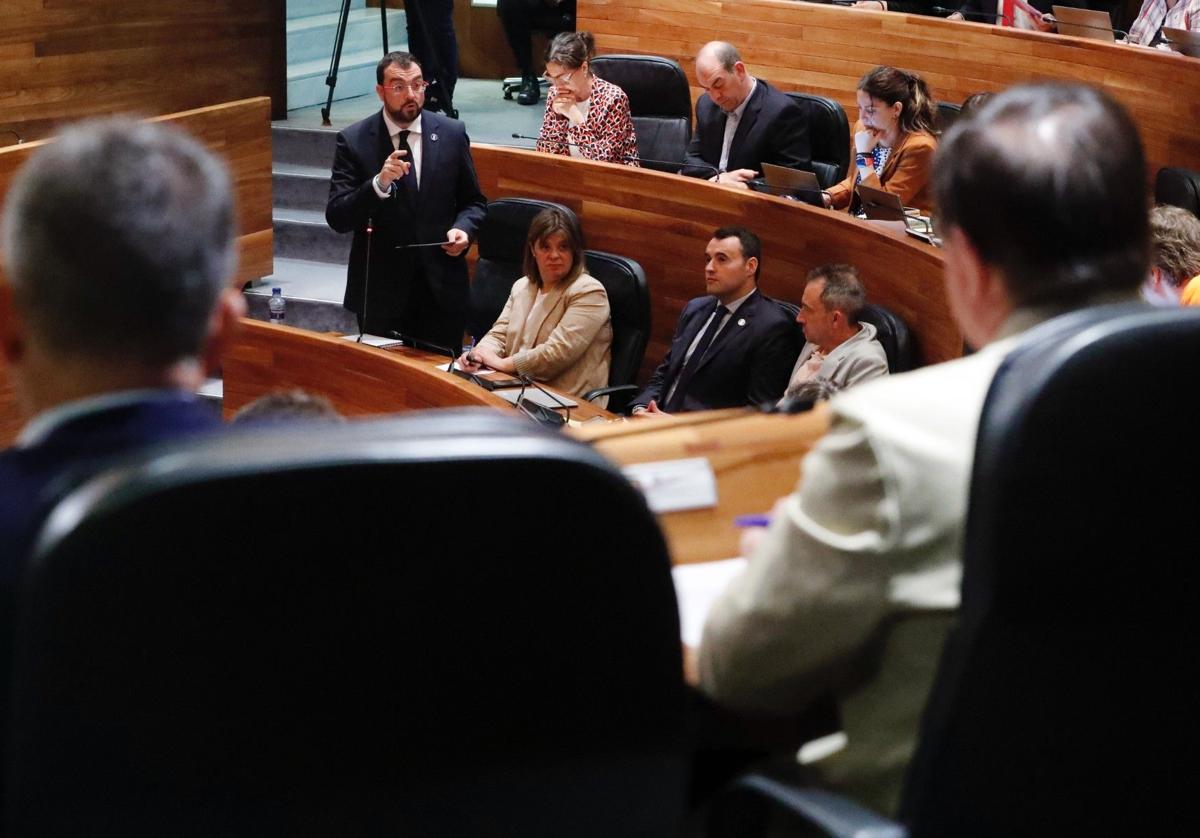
[268,287,286,324]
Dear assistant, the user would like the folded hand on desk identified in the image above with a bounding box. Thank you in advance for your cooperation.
[460,344,517,375]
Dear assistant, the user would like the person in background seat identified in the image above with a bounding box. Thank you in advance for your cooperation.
[824,66,938,216]
[457,207,612,400]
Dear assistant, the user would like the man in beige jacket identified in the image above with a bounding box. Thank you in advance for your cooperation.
[694,83,1150,814]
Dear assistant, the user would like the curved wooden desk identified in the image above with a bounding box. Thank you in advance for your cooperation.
[471,144,958,382]
[222,319,613,422]
[578,0,1200,181]
[577,406,831,564]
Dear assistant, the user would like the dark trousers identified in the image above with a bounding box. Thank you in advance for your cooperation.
[359,266,465,355]
[405,0,458,104]
[496,0,576,76]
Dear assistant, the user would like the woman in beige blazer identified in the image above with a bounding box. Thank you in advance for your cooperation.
[457,207,612,401]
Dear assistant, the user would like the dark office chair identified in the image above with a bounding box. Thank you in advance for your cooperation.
[469,198,576,341]
[591,54,692,172]
[706,304,1200,836]
[935,101,961,137]
[580,250,650,413]
[786,92,850,189]
[856,303,913,374]
[1154,166,1200,218]
[6,411,688,837]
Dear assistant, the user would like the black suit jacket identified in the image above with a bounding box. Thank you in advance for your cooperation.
[633,290,799,412]
[0,393,223,815]
[681,80,812,179]
[326,109,488,320]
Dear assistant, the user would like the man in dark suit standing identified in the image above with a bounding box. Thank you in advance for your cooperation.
[327,51,488,350]
[630,227,798,416]
[681,42,812,187]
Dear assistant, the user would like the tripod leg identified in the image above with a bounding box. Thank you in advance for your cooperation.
[321,0,355,126]
[380,0,389,53]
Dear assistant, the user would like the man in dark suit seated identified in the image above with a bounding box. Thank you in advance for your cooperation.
[0,118,245,791]
[680,41,812,187]
[327,51,488,351]
[0,117,243,574]
[630,227,798,416]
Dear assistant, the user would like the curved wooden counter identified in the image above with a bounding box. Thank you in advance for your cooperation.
[222,319,510,419]
[579,406,831,564]
[471,144,958,382]
[578,0,1200,182]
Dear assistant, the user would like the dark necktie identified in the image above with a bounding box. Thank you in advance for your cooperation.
[665,304,729,412]
[396,129,418,204]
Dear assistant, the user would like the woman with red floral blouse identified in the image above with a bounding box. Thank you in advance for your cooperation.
[535,32,639,167]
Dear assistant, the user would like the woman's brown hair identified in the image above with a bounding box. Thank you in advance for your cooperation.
[523,207,587,287]
[545,31,596,71]
[858,65,938,136]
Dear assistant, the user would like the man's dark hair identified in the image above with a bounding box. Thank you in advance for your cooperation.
[806,264,867,324]
[933,84,1149,307]
[377,51,420,84]
[1,118,234,366]
[712,226,762,281]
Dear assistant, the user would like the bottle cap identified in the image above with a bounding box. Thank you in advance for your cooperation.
[272,287,282,294]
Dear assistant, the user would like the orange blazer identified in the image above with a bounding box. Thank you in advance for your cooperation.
[827,122,938,215]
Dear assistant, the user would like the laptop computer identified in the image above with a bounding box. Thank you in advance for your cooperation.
[1162,27,1200,58]
[1051,6,1116,42]
[750,163,826,207]
[857,183,934,234]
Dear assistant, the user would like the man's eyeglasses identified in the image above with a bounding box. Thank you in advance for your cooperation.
[385,81,428,95]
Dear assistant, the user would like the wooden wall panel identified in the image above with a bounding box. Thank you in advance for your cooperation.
[0,0,284,144]
[0,98,273,446]
[471,144,958,384]
[577,0,1200,183]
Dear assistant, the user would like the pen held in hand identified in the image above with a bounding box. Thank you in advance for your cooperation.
[395,240,453,249]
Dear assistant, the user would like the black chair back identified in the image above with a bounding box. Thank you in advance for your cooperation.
[935,101,961,136]
[771,297,807,358]
[1155,166,1200,218]
[901,305,1200,835]
[785,92,849,189]
[7,412,688,836]
[591,54,692,172]
[857,303,914,374]
[470,198,576,341]
[584,250,650,413]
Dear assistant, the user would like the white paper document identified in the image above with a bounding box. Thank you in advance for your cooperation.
[622,457,718,514]
[671,557,748,647]
[340,333,404,349]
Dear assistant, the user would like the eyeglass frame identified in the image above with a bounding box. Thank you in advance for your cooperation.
[542,67,579,86]
[383,80,429,95]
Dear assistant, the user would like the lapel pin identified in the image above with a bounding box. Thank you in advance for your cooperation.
[737,318,746,326]
[430,133,439,142]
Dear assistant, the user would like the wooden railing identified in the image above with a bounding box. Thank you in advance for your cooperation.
[471,144,959,384]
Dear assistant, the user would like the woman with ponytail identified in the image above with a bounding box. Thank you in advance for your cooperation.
[825,66,938,214]
[535,32,639,166]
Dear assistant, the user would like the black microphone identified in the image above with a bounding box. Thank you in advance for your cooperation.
[1,128,23,145]
[389,331,495,389]
[508,133,720,179]
[357,217,375,344]
[1046,17,1128,37]
[516,373,573,425]
[932,6,1013,23]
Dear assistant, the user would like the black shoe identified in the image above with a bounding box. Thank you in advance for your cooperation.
[516,74,540,106]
